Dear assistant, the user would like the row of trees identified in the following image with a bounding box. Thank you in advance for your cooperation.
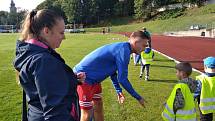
[0,0,206,27]
[36,0,134,25]
[0,10,26,27]
[36,0,206,26]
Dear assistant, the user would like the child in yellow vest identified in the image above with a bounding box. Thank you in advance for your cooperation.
[139,47,154,81]
[162,62,198,121]
[196,57,215,121]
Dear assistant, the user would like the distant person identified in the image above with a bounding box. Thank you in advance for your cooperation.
[107,26,111,33]
[13,9,85,121]
[139,47,154,81]
[162,62,197,121]
[73,30,149,121]
[141,27,152,48]
[196,57,215,121]
[102,27,105,34]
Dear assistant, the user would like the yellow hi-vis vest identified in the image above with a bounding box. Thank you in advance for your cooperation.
[162,83,197,121]
[141,50,153,65]
[196,74,215,114]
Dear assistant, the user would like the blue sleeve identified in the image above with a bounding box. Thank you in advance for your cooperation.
[194,80,202,99]
[32,57,73,121]
[115,46,142,100]
[110,73,122,94]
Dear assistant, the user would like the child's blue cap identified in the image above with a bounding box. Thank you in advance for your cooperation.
[204,57,215,68]
[144,47,151,54]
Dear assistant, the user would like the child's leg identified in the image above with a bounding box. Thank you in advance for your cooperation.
[135,54,141,65]
[132,53,136,65]
[137,54,141,64]
[152,52,155,60]
[145,64,150,80]
[200,112,213,121]
[140,64,145,78]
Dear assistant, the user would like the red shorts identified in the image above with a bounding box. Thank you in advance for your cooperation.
[77,82,102,110]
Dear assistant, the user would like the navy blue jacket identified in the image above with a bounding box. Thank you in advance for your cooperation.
[14,40,79,121]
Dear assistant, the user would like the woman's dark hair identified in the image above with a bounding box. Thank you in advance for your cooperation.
[20,9,63,40]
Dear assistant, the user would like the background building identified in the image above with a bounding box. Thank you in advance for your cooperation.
[10,0,17,13]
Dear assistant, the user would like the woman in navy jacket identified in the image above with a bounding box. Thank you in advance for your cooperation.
[13,9,85,121]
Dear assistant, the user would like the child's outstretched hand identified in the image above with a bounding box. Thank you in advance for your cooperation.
[77,72,86,83]
[138,97,147,108]
[117,92,125,104]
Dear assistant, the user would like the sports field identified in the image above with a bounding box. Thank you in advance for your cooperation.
[0,33,203,120]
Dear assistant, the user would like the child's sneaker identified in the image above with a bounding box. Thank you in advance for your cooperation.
[145,76,149,81]
[139,74,143,79]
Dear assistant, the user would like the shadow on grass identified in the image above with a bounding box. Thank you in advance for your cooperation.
[148,79,177,83]
[154,59,203,64]
[153,59,174,62]
[151,64,175,68]
[132,64,175,68]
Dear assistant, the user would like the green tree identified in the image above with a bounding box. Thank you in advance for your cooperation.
[61,0,80,23]
[17,10,28,28]
[80,0,99,24]
[192,0,205,7]
[36,0,207,26]
[0,11,9,25]
[114,2,124,16]
[127,0,135,16]
[7,12,18,25]
[36,0,67,23]
[0,10,26,29]
[154,0,178,6]
[134,0,154,20]
[114,0,134,17]
[96,0,118,20]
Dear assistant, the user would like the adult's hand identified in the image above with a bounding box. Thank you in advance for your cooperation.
[138,97,147,108]
[118,92,125,104]
[76,72,86,83]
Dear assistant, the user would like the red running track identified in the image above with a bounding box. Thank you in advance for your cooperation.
[117,32,215,72]
[152,35,215,72]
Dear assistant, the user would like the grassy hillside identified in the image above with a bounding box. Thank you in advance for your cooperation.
[86,4,215,34]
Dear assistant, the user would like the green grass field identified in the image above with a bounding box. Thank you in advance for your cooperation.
[0,33,204,120]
